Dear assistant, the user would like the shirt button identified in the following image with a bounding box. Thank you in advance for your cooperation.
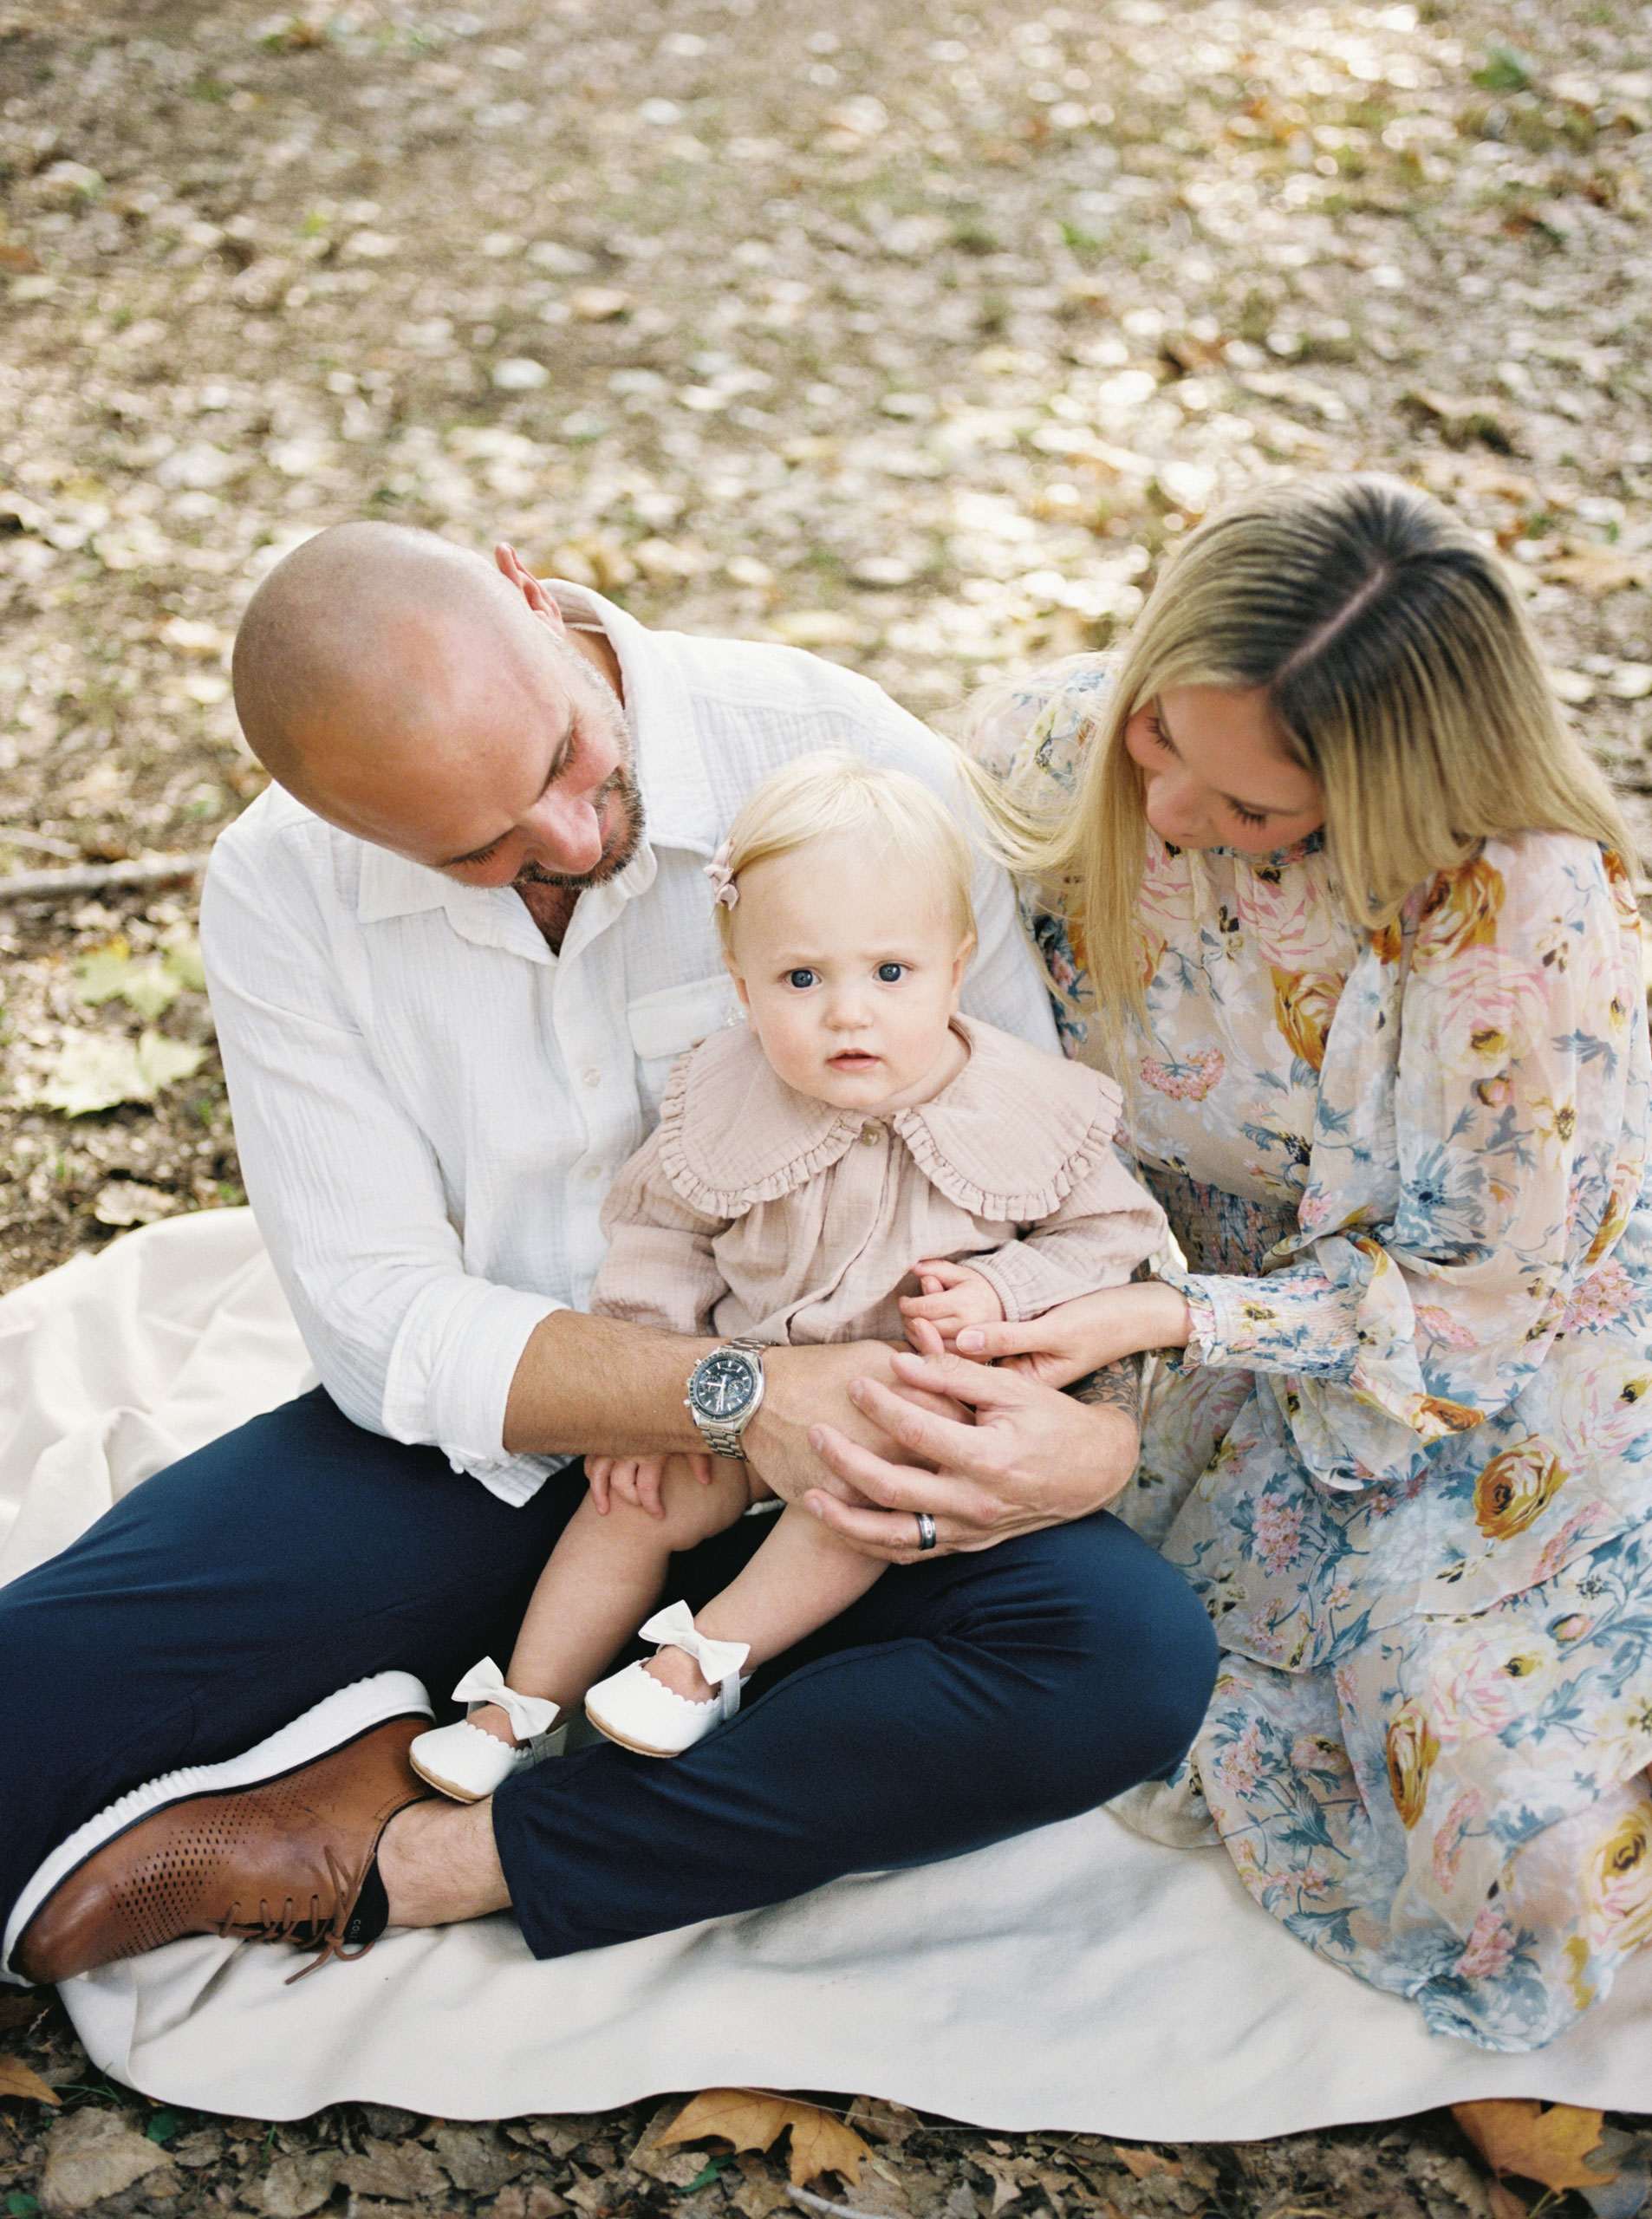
[583,1067,602,1088]
[860,1123,884,1146]
[584,1165,603,1180]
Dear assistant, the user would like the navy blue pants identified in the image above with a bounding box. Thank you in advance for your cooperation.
[0,1388,1218,1960]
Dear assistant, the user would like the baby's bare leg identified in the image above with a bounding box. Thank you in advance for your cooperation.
[646,1506,885,1702]
[471,1459,756,1741]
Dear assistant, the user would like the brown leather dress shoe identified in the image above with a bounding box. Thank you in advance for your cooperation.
[12,1676,435,1987]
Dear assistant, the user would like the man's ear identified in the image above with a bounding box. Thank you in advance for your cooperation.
[496,543,566,628]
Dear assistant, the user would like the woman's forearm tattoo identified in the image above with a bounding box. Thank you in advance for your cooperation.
[1069,1353,1143,1425]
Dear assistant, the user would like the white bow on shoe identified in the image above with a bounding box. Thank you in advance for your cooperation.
[636,1601,751,1721]
[452,1657,563,1750]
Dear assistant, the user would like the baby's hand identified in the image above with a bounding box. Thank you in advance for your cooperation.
[587,1451,715,1519]
[899,1257,1006,1353]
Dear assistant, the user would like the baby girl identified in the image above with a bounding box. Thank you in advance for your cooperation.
[410,753,1165,1794]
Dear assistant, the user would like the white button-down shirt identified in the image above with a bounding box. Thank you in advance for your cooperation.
[200,586,1059,1504]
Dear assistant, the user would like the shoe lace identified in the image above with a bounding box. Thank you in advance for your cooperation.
[215,1841,379,1983]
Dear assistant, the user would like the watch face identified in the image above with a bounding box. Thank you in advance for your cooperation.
[691,1350,759,1422]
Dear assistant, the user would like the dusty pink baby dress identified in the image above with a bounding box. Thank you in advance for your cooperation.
[589,1015,1166,1338]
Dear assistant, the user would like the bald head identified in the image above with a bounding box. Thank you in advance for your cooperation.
[232,522,550,803]
[231,521,641,890]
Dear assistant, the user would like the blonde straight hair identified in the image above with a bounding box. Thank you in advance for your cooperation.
[713,752,977,956]
[965,474,1630,1046]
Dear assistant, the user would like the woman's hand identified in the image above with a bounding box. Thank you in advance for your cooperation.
[801,1333,1141,1565]
[953,1279,1193,1389]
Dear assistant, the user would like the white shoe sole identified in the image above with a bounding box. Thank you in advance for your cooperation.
[409,1723,568,1803]
[3,1671,432,1982]
[408,1752,493,1803]
[584,1713,683,1760]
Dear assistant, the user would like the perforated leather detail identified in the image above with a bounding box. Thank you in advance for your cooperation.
[16,1716,429,1984]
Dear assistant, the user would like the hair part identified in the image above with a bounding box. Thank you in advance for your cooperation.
[714,753,978,957]
[961,473,1631,1060]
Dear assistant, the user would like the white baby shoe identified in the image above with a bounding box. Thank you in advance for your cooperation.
[409,1657,566,1802]
[584,1601,751,1759]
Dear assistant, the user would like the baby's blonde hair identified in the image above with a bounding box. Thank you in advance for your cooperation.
[714,753,977,955]
[963,473,1630,1057]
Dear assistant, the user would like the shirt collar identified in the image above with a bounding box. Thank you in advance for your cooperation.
[355,582,719,930]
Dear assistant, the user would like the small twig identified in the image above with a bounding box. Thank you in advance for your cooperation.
[0,826,81,859]
[789,2188,900,2219]
[0,850,212,902]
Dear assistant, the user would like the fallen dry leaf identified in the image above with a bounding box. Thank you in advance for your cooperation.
[1539,541,1652,596]
[1483,2181,1528,2219]
[1112,2148,1179,2181]
[35,1029,207,1116]
[0,2054,61,2104]
[40,2109,172,2212]
[652,2089,869,2188]
[972,2153,1038,2212]
[1452,2101,1615,2192]
[568,286,631,322]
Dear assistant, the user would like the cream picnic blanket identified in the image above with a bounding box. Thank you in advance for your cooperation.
[3,1211,1650,2133]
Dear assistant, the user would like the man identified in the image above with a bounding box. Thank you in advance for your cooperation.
[1,525,1216,1988]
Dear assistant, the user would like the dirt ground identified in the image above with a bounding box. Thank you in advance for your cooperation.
[3,0,1652,2203]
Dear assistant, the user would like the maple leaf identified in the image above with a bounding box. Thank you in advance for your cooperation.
[0,2055,61,2104]
[1452,2101,1615,2192]
[651,2090,869,2189]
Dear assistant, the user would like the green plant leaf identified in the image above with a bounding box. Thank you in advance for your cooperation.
[682,2157,734,2195]
[1472,45,1536,92]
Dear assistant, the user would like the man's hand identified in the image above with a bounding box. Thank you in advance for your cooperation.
[898,1258,1005,1352]
[954,1279,1192,1387]
[801,1341,1141,1565]
[740,1338,965,1504]
[587,1450,715,1519]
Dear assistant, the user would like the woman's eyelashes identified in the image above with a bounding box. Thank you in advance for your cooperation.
[1144,714,1270,829]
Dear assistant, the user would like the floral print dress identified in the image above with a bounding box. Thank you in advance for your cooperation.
[979,659,1652,2051]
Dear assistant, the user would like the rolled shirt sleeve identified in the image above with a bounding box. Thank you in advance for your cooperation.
[202,819,566,1504]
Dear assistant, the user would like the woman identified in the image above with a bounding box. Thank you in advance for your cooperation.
[954,475,1652,2050]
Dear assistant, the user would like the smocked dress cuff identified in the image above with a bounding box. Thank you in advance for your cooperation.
[1160,1266,1355,1376]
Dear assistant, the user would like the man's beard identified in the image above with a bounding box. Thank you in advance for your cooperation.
[513,763,645,890]
[514,642,645,891]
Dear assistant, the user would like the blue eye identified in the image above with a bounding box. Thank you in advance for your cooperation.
[876,962,907,984]
[786,967,818,990]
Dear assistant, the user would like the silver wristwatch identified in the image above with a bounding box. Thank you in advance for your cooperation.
[685,1337,768,1457]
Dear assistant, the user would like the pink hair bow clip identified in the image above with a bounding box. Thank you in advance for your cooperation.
[704,840,738,909]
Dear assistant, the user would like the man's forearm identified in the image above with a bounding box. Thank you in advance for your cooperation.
[1069,1352,1143,1428]
[502,1310,719,1458]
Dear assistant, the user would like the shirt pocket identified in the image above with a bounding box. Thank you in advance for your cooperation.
[627,973,744,1120]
